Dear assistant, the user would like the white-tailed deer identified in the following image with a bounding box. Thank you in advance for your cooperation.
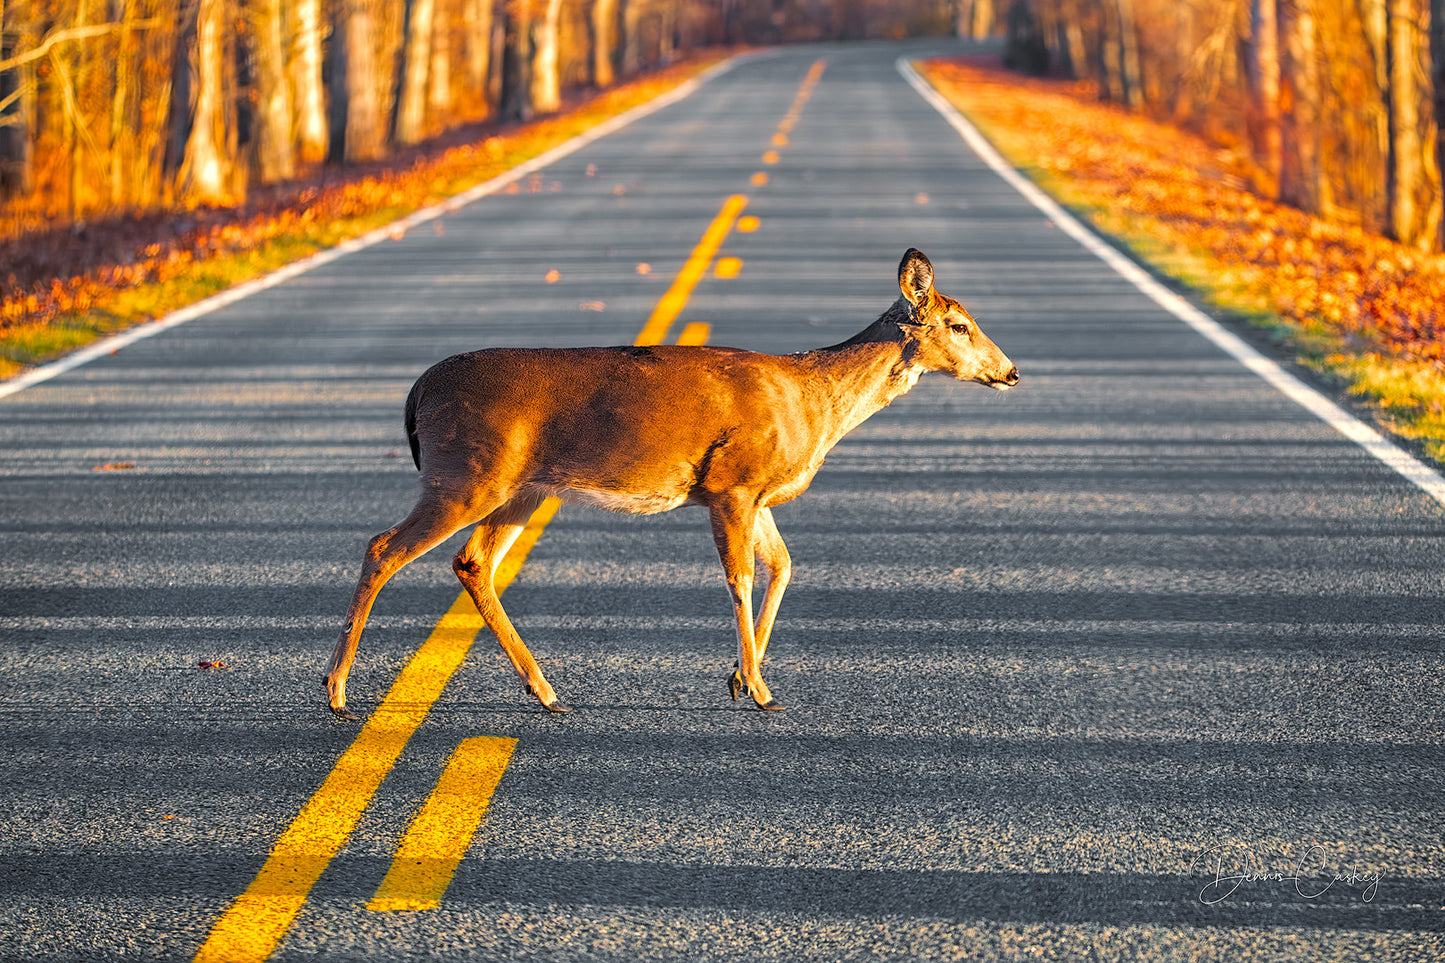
[325,248,1018,718]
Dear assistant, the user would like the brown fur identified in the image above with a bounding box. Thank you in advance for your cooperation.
[324,248,1018,717]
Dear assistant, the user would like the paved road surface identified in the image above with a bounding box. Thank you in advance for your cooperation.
[2,40,1442,961]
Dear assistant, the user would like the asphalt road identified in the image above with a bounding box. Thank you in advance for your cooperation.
[2,39,1443,962]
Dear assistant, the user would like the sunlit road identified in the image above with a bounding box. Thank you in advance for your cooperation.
[2,40,1442,961]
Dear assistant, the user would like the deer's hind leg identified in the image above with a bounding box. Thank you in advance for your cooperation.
[452,491,569,713]
[728,507,791,703]
[325,488,490,719]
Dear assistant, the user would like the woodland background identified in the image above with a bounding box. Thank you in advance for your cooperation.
[3,0,1445,257]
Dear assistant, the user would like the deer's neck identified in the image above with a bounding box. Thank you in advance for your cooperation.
[796,336,919,445]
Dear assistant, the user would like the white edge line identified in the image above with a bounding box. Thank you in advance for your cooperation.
[898,55,1445,511]
[0,54,747,402]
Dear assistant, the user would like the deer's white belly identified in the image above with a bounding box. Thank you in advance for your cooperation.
[551,485,696,516]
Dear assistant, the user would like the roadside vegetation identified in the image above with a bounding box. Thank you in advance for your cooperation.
[0,0,954,383]
[0,56,722,381]
[920,55,1445,467]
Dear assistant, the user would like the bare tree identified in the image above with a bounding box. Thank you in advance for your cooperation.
[1278,0,1327,212]
[109,0,137,205]
[397,0,438,144]
[429,0,456,122]
[529,0,563,111]
[1247,0,1282,195]
[501,0,534,120]
[1112,0,1143,106]
[620,0,638,75]
[954,0,995,38]
[289,0,329,166]
[1432,0,1445,245]
[1387,0,1442,247]
[462,0,496,110]
[250,0,296,183]
[178,0,241,205]
[593,0,619,87]
[0,1,38,197]
[343,0,387,161]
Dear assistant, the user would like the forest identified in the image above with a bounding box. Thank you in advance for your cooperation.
[989,0,1445,253]
[4,0,1445,254]
[0,0,953,236]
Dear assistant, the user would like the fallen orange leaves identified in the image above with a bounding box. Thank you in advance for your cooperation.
[0,55,728,344]
[921,56,1445,372]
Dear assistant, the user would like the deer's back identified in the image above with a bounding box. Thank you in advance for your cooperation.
[407,344,830,511]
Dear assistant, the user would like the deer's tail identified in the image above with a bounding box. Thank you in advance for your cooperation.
[404,380,423,470]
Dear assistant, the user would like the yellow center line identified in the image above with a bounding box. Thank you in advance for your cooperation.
[191,502,556,963]
[633,193,749,346]
[366,735,519,911]
[192,55,831,962]
[675,321,712,345]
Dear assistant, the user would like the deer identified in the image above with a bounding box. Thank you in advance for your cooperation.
[324,248,1018,719]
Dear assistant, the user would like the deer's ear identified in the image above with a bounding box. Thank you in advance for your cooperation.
[898,248,934,306]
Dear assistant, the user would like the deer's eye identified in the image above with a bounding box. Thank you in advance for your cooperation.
[949,321,972,335]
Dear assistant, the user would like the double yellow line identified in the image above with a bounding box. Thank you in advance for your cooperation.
[192,57,825,962]
[192,507,554,961]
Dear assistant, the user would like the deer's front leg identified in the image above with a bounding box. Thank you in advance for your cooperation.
[709,496,783,711]
[728,507,791,703]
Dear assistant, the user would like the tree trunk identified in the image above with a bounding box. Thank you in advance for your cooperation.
[463,0,495,107]
[1247,0,1283,196]
[0,0,37,197]
[501,0,533,121]
[488,8,505,106]
[969,0,995,39]
[250,0,296,183]
[373,0,405,144]
[397,0,437,144]
[621,0,642,76]
[529,0,562,112]
[1114,0,1143,107]
[289,0,329,166]
[429,0,454,122]
[137,0,179,207]
[1388,0,1443,248]
[344,0,387,161]
[1098,0,1124,100]
[178,0,241,205]
[1279,0,1327,213]
[1059,0,1087,82]
[1431,0,1445,246]
[657,0,675,62]
[1168,0,1196,116]
[109,0,136,206]
[167,0,195,193]
[65,0,97,219]
[593,0,618,88]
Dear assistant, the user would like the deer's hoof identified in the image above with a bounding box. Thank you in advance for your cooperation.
[324,676,356,720]
[544,700,572,714]
[727,670,743,702]
[755,700,786,712]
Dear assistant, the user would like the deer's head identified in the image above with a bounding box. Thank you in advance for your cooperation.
[895,248,1019,391]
